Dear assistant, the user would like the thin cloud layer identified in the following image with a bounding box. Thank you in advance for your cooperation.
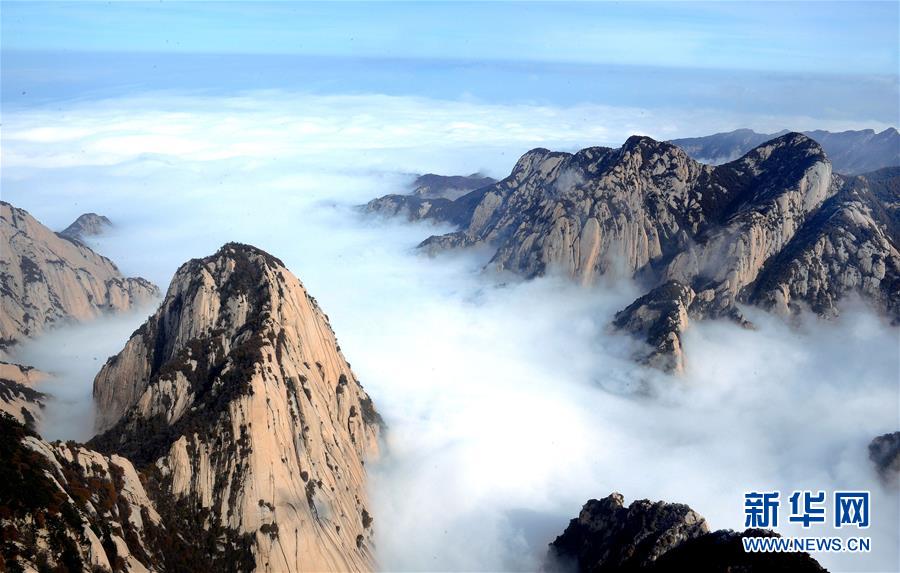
[3,92,898,572]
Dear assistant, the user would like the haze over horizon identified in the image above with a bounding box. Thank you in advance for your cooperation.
[1,3,898,573]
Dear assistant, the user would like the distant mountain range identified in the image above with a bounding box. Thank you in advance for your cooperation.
[366,132,899,373]
[670,128,899,175]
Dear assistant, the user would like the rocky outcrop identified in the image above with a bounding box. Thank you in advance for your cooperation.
[549,493,709,571]
[59,212,113,243]
[868,432,900,485]
[90,243,382,572]
[745,168,900,320]
[671,128,900,175]
[548,493,825,572]
[0,201,159,351]
[0,414,166,572]
[612,282,696,374]
[0,361,47,429]
[369,134,898,372]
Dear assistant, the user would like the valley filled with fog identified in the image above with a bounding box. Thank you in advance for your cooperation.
[3,91,898,572]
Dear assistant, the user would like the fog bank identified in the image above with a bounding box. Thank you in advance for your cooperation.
[2,92,897,572]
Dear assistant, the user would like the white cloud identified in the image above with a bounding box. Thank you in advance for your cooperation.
[3,91,897,572]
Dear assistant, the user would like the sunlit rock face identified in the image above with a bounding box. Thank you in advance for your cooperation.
[377,133,898,371]
[548,493,826,572]
[0,361,47,429]
[0,415,165,573]
[0,201,159,352]
[91,243,382,572]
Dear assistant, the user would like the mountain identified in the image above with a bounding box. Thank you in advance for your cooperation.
[89,243,383,572]
[548,493,825,572]
[0,201,159,352]
[366,134,899,372]
[0,414,167,572]
[364,172,496,222]
[670,128,900,175]
[59,212,114,243]
[409,172,497,200]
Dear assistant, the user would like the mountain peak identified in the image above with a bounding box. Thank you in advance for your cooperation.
[91,244,382,571]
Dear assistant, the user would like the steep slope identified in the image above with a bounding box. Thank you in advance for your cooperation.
[0,361,47,429]
[0,414,166,573]
[548,493,825,572]
[670,128,900,175]
[90,243,382,572]
[745,170,900,319]
[0,201,159,351]
[59,212,113,243]
[369,133,897,371]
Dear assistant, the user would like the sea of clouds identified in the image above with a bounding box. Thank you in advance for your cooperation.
[3,91,898,571]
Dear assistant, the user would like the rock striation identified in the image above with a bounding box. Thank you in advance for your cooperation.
[90,243,383,572]
[0,361,47,430]
[367,134,899,371]
[0,201,159,352]
[671,127,900,175]
[548,493,825,572]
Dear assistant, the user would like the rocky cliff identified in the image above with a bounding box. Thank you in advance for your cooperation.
[0,201,159,351]
[89,243,382,572]
[0,361,47,430]
[0,414,166,572]
[548,493,825,572]
[368,134,899,372]
[671,128,900,175]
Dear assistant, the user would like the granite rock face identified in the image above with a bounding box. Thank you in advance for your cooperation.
[90,243,383,572]
[367,134,898,371]
[548,493,825,572]
[0,201,159,351]
[0,414,166,573]
[0,361,47,430]
[671,128,900,175]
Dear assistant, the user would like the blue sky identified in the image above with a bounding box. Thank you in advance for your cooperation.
[1,2,897,129]
[3,1,898,74]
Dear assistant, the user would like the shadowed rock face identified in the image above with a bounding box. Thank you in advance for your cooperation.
[670,128,900,175]
[409,172,497,200]
[364,172,496,223]
[548,493,825,573]
[869,431,900,485]
[90,243,382,572]
[0,201,159,351]
[59,212,113,243]
[365,134,899,372]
